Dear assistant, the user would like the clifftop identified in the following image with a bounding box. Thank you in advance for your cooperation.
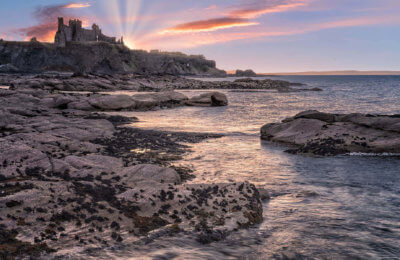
[0,40,226,76]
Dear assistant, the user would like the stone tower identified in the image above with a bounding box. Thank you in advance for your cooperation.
[54,17,67,47]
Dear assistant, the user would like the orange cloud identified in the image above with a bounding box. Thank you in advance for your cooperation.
[64,3,91,9]
[18,23,57,42]
[160,18,258,34]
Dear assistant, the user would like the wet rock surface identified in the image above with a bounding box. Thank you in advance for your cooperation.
[0,77,263,258]
[261,110,400,156]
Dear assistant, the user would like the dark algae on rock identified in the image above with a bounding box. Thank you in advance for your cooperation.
[0,76,263,258]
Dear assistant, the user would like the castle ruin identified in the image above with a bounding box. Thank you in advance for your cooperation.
[54,17,124,47]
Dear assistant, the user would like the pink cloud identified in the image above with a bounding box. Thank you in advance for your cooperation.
[160,18,258,34]
[159,0,311,35]
[229,0,311,19]
[134,15,400,50]
[64,3,91,9]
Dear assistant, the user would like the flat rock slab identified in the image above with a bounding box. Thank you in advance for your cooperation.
[261,110,400,156]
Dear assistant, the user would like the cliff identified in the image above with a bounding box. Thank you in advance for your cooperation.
[0,40,226,76]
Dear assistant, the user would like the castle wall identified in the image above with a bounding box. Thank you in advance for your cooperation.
[64,27,73,42]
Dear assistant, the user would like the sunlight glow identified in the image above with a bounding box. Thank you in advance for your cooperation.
[98,0,142,49]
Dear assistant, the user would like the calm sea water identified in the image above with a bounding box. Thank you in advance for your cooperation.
[108,76,400,259]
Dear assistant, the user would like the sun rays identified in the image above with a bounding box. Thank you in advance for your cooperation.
[95,0,142,49]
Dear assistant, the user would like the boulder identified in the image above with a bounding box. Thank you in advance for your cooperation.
[186,92,228,107]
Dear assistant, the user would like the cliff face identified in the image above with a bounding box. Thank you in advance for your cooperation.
[0,41,226,76]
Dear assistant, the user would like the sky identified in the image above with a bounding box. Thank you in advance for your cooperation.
[0,0,400,73]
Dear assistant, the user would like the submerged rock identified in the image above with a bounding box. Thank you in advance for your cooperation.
[261,110,400,156]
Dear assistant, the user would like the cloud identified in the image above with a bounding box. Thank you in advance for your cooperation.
[135,14,400,50]
[64,3,91,9]
[16,2,91,42]
[229,0,311,19]
[0,33,9,40]
[17,23,59,42]
[160,0,309,35]
[205,5,217,10]
[160,18,258,34]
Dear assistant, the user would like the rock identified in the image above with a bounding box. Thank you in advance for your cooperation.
[0,64,20,73]
[132,91,188,110]
[88,95,136,111]
[234,78,256,83]
[261,110,400,155]
[291,110,338,123]
[234,69,257,77]
[63,155,123,178]
[211,92,228,106]
[258,188,271,201]
[67,100,94,111]
[186,92,228,107]
[120,164,181,184]
[117,181,263,237]
[50,95,75,109]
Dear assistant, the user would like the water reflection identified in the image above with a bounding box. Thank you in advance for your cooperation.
[106,76,400,258]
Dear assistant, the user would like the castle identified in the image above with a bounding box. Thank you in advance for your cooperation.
[54,17,124,47]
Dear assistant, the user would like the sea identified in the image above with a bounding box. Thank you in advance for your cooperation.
[105,76,400,259]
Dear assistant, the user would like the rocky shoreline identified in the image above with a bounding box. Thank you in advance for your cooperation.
[261,110,400,156]
[0,77,263,258]
[0,73,321,93]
